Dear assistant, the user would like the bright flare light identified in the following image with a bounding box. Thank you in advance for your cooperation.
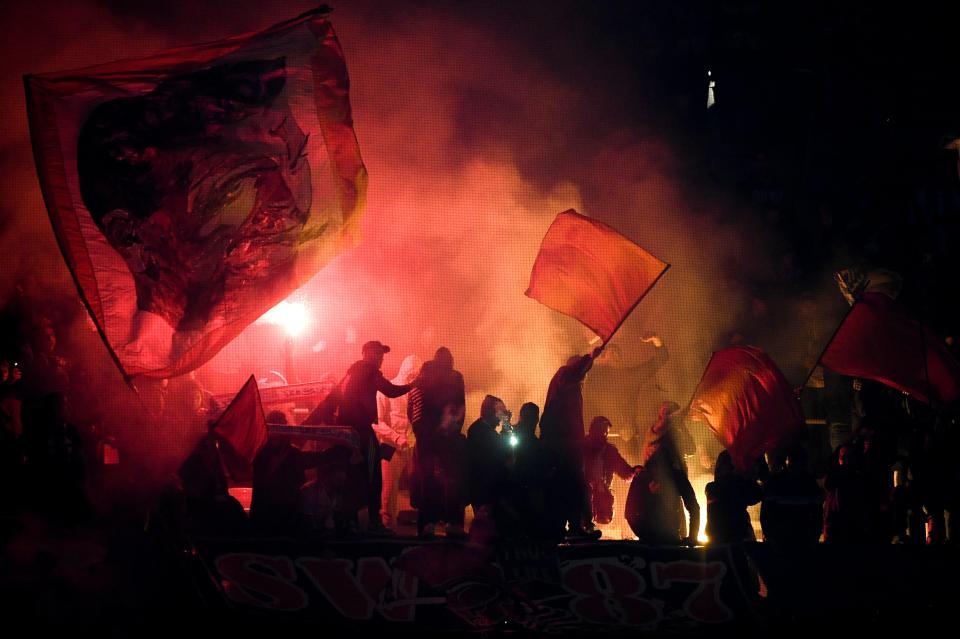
[258,301,309,337]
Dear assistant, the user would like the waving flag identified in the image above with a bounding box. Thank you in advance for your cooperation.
[213,375,268,482]
[25,7,366,379]
[689,346,804,471]
[820,293,960,406]
[526,209,668,344]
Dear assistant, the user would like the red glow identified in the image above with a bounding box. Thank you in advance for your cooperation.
[257,301,310,337]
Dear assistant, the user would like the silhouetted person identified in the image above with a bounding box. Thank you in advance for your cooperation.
[0,358,23,440]
[20,392,90,524]
[335,340,414,533]
[0,358,23,515]
[20,319,70,396]
[822,370,855,453]
[503,402,551,538]
[854,424,896,543]
[410,347,466,539]
[902,412,954,544]
[177,425,246,535]
[583,416,639,526]
[625,402,700,545]
[760,446,823,546]
[823,443,864,544]
[466,395,510,535]
[705,450,761,543]
[540,347,601,537]
[250,423,345,535]
[164,371,210,444]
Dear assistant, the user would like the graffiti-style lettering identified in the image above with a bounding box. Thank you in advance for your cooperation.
[215,553,308,611]
[297,556,419,621]
[651,560,731,623]
[562,559,662,626]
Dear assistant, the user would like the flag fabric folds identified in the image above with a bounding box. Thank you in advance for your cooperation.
[525,209,668,344]
[820,292,960,406]
[689,346,804,472]
[25,7,366,379]
[213,375,268,482]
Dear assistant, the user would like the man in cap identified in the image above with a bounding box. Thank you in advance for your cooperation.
[338,341,416,533]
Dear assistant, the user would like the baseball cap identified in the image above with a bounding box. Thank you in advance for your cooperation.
[362,340,390,355]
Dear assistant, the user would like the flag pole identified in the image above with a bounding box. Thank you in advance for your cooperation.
[798,295,862,396]
[683,349,718,414]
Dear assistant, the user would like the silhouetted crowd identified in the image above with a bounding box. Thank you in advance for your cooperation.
[170,339,960,548]
[2,296,959,550]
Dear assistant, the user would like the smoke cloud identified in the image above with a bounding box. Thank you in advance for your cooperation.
[1,1,835,529]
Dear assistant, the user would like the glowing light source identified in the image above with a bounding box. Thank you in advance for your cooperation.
[257,301,309,336]
[707,70,716,109]
[691,473,710,543]
[508,432,519,447]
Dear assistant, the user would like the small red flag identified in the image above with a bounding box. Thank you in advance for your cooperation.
[25,7,366,379]
[213,375,268,482]
[525,209,668,344]
[821,293,960,406]
[689,346,804,472]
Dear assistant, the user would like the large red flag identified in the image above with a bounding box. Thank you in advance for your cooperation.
[820,292,960,406]
[213,375,268,482]
[689,346,804,471]
[525,209,668,343]
[25,7,366,379]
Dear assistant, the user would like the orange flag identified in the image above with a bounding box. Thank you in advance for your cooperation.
[526,209,668,343]
[213,375,268,482]
[689,346,804,471]
[25,7,366,379]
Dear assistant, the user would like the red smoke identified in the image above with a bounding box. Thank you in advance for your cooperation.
[2,1,829,533]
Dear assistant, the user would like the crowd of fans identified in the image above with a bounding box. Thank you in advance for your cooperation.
[145,341,960,548]
[1,281,958,550]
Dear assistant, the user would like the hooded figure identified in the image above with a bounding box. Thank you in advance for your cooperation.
[410,347,467,538]
[376,354,422,528]
[626,402,700,545]
[467,394,511,517]
[705,450,762,543]
[584,416,639,525]
[376,355,422,448]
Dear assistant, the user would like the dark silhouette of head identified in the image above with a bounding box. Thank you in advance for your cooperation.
[517,402,539,435]
[589,415,612,440]
[714,450,735,480]
[480,394,508,426]
[361,341,390,368]
[434,346,454,371]
[265,410,288,425]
